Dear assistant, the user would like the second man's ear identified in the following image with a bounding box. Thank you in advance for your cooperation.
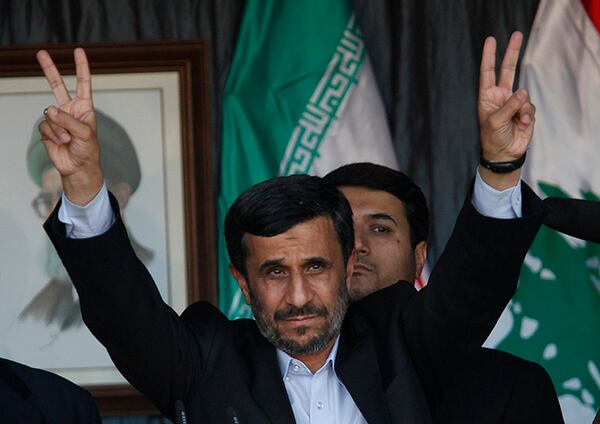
[414,241,428,280]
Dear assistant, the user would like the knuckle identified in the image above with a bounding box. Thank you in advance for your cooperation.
[82,126,92,139]
[39,121,54,137]
[49,78,64,89]
[488,114,503,129]
[48,120,61,131]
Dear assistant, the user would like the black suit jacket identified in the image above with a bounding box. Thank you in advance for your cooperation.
[435,348,563,423]
[46,183,547,423]
[0,358,101,424]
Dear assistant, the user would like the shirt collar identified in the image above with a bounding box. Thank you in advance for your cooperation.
[276,335,341,379]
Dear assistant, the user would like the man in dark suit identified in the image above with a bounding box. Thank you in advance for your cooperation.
[0,357,101,423]
[325,162,564,422]
[37,32,542,422]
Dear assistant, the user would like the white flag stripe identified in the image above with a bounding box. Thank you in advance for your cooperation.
[280,13,397,177]
[310,54,398,176]
[522,0,600,197]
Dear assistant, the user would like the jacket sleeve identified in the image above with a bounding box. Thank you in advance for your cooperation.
[402,181,546,404]
[44,192,219,419]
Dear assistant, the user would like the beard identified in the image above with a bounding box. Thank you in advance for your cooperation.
[250,280,350,356]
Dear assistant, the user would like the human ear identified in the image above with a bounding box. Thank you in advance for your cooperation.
[229,263,252,305]
[414,241,428,279]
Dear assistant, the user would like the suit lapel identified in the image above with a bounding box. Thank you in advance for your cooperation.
[247,339,296,424]
[336,322,391,424]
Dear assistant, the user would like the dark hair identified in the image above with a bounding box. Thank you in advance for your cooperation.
[225,174,354,276]
[324,163,429,247]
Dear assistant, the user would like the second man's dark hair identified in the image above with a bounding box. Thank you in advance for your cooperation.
[324,162,429,247]
[225,174,355,277]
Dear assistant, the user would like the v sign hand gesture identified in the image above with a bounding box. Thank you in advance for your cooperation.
[478,32,536,190]
[37,48,103,206]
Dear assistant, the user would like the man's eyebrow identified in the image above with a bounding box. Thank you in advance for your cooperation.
[258,258,285,273]
[368,213,398,225]
[302,256,331,267]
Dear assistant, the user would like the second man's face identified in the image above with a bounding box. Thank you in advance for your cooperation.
[339,186,427,300]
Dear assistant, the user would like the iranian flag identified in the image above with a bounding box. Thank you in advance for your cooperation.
[217,0,398,319]
[485,0,600,422]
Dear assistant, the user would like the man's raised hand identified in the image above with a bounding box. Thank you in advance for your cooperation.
[478,32,536,189]
[37,48,103,206]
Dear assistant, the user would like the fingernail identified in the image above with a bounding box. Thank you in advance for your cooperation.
[47,106,58,116]
[516,89,528,101]
[60,133,71,143]
[521,114,531,124]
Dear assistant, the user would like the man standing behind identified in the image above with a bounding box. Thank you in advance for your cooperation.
[325,164,429,300]
[325,162,564,422]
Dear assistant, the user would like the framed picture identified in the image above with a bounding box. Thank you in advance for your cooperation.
[0,41,216,415]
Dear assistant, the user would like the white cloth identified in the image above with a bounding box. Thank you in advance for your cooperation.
[472,168,522,218]
[58,169,522,423]
[59,182,114,238]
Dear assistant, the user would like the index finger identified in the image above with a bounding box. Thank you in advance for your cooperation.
[498,31,523,90]
[479,36,497,92]
[36,50,71,106]
[74,48,92,100]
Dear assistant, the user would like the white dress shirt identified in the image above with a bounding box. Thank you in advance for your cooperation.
[277,337,366,423]
[58,168,522,423]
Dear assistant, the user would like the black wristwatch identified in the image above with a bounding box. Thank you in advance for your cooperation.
[480,152,527,174]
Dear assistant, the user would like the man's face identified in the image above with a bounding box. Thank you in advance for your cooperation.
[339,186,427,300]
[231,216,353,356]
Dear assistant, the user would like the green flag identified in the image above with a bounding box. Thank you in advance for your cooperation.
[218,0,398,319]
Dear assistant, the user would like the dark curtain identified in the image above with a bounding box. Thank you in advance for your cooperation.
[354,0,539,260]
[0,0,540,421]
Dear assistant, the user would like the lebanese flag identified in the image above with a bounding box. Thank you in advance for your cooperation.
[486,1,600,422]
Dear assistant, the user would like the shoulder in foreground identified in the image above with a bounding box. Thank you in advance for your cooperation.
[0,357,100,423]
[348,281,417,317]
[181,300,263,340]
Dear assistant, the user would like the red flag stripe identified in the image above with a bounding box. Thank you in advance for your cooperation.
[582,0,600,32]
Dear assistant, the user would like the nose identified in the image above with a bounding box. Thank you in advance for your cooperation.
[284,272,313,308]
[354,225,370,256]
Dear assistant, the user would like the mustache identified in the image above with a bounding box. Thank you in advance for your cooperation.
[274,303,328,321]
[353,259,374,272]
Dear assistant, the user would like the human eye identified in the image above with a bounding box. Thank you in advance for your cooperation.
[267,267,286,278]
[308,263,323,272]
[371,224,391,234]
[306,259,328,273]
